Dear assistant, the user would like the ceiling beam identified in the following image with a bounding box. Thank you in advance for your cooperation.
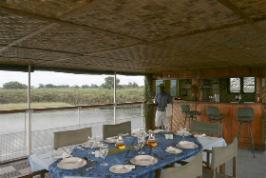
[0,24,56,54]
[217,0,254,23]
[216,0,266,34]
[0,1,96,55]
[0,5,148,43]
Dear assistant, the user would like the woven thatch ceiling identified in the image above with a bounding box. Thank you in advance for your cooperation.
[0,0,266,74]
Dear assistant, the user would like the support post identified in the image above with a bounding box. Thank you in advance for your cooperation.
[26,65,32,155]
[113,73,117,124]
[144,74,155,130]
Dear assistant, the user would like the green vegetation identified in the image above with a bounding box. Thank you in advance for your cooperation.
[0,87,145,110]
[0,77,145,110]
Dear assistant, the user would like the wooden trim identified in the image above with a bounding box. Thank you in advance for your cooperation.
[156,67,264,79]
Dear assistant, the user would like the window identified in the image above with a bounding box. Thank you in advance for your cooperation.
[230,78,241,93]
[229,77,256,93]
[155,80,164,95]
[243,77,255,93]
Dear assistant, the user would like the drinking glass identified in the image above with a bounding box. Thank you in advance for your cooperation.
[99,144,109,166]
[137,135,146,154]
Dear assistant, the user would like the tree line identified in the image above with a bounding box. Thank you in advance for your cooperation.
[1,77,141,89]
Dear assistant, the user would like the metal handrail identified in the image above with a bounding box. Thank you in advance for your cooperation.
[0,101,146,114]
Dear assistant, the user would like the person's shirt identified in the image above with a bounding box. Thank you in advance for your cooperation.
[156,92,172,111]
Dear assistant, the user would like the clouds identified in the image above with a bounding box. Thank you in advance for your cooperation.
[0,71,144,87]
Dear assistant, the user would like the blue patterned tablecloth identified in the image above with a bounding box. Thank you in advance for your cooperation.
[49,133,202,178]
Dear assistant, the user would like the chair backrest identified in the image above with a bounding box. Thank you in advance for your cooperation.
[54,127,91,149]
[211,138,238,178]
[181,104,190,114]
[161,152,202,178]
[190,120,223,137]
[237,107,254,122]
[103,121,131,138]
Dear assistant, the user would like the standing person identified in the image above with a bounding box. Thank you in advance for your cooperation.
[155,84,172,130]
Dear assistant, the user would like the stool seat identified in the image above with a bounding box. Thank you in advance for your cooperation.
[188,110,201,118]
[207,106,224,121]
[181,104,200,128]
[238,107,254,122]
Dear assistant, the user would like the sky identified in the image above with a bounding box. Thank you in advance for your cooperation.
[0,70,144,87]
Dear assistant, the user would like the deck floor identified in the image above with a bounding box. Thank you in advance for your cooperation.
[0,149,265,178]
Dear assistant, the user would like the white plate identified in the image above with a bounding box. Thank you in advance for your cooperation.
[177,141,198,149]
[109,165,134,174]
[57,157,87,170]
[165,146,183,154]
[130,155,158,166]
[104,137,117,144]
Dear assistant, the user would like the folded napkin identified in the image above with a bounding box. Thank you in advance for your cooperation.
[124,164,135,170]
[176,128,191,136]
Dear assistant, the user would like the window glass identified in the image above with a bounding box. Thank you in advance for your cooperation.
[155,80,164,95]
[0,70,28,161]
[230,78,241,93]
[243,77,255,93]
[170,80,177,96]
[116,75,145,103]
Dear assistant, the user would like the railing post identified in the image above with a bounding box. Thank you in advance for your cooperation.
[113,73,117,124]
[78,106,81,127]
[26,65,32,155]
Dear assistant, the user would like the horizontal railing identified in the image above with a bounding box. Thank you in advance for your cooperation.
[0,101,145,113]
[0,101,146,163]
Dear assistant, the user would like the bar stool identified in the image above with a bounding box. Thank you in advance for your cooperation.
[207,106,224,123]
[181,104,200,128]
[237,107,255,157]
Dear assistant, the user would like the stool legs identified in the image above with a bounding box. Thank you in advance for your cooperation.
[238,122,255,158]
[248,123,255,158]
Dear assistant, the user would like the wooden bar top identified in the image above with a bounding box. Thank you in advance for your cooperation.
[172,101,265,150]
[173,100,260,105]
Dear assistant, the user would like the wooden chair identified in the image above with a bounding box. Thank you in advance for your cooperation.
[54,127,92,149]
[203,138,238,178]
[103,121,131,138]
[161,152,202,178]
[190,120,223,137]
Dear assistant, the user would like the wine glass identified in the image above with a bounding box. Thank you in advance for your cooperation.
[99,144,109,166]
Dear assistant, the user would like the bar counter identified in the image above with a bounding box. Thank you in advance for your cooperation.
[172,100,265,149]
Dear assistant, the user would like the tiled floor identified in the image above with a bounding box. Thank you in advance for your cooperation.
[0,149,265,178]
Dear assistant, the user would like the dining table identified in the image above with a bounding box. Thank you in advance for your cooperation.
[29,132,226,178]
